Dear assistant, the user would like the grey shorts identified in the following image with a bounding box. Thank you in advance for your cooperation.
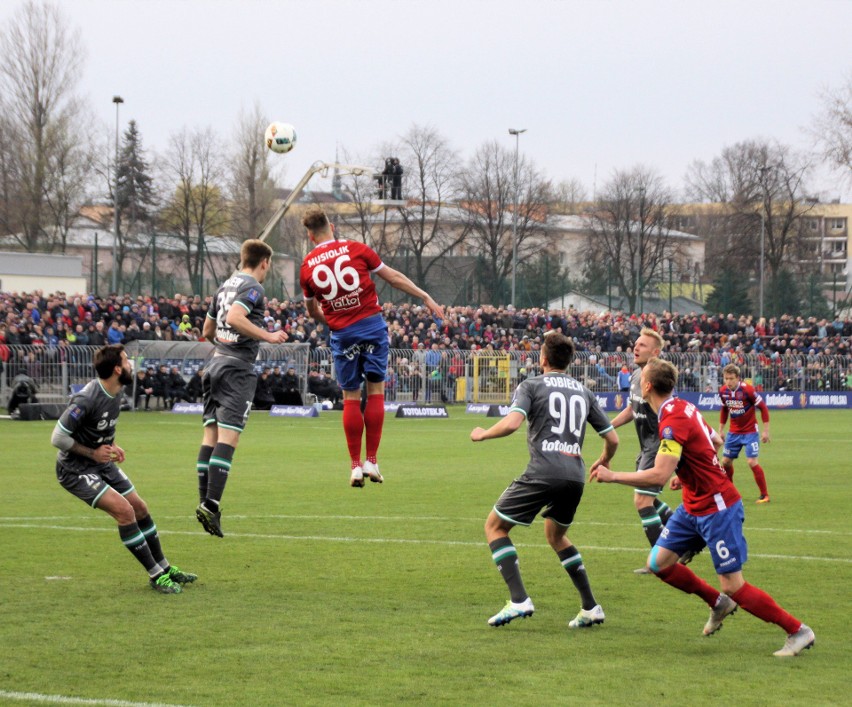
[634,450,664,496]
[202,355,257,432]
[56,461,134,508]
[493,474,585,527]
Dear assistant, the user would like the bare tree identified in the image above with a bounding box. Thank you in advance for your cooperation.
[0,0,88,251]
[328,144,379,248]
[228,103,278,239]
[42,107,97,253]
[458,140,551,304]
[586,166,678,313]
[685,139,815,282]
[551,177,588,215]
[811,73,852,189]
[159,127,230,293]
[391,124,469,289]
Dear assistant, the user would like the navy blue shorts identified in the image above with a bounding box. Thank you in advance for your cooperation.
[724,432,760,459]
[329,314,389,391]
[655,501,748,574]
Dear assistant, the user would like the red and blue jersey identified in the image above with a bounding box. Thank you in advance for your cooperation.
[300,239,383,331]
[719,382,769,434]
[657,397,741,516]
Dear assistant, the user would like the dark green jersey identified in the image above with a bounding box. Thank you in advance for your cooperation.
[510,372,613,482]
[629,367,659,456]
[56,378,121,472]
[207,273,266,363]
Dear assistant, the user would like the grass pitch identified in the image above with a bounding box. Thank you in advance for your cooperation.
[0,408,849,706]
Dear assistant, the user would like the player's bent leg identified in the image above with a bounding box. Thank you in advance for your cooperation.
[96,487,136,525]
[364,380,385,482]
[545,518,602,623]
[747,457,770,502]
[342,389,365,486]
[633,491,660,572]
[198,425,240,535]
[486,511,531,623]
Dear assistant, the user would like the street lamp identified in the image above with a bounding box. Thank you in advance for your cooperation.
[508,128,526,307]
[111,95,124,294]
[758,166,773,320]
[635,186,646,314]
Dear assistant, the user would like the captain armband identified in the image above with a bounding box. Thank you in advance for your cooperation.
[657,438,682,459]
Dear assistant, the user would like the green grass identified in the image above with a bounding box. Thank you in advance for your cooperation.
[1,408,849,706]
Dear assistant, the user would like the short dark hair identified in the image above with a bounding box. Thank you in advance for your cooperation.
[644,357,678,396]
[93,345,124,380]
[240,239,273,270]
[302,206,330,234]
[542,331,575,371]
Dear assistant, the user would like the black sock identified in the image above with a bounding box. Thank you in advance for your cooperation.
[118,522,162,578]
[558,545,597,610]
[197,445,214,504]
[206,443,235,507]
[654,498,673,525]
[488,537,528,603]
[639,506,663,546]
[137,514,167,569]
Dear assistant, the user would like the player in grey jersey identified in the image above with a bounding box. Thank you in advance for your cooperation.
[590,328,700,572]
[471,332,619,629]
[51,345,196,594]
[195,239,287,537]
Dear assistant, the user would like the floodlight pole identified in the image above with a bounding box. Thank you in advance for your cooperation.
[758,165,773,320]
[111,95,124,293]
[509,128,526,307]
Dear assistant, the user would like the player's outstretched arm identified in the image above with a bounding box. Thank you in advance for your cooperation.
[471,411,524,442]
[591,454,677,488]
[375,265,444,321]
[225,303,286,344]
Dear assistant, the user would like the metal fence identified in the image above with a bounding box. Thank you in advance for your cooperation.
[1,342,312,409]
[4,343,848,409]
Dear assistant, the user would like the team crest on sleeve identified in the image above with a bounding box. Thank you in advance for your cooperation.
[662,426,674,440]
[247,288,260,303]
[69,405,83,420]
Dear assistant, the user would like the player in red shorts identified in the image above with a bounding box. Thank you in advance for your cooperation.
[718,363,771,502]
[299,206,444,487]
[591,358,814,657]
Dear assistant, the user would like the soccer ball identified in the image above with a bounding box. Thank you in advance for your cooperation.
[265,122,297,154]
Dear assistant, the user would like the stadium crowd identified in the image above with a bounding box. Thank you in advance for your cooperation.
[2,289,852,396]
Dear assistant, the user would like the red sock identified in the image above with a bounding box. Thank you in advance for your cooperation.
[723,461,735,482]
[656,563,720,607]
[730,582,801,634]
[364,393,385,461]
[342,399,364,464]
[751,464,768,496]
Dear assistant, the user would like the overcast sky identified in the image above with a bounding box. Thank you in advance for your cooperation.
[3,0,851,199]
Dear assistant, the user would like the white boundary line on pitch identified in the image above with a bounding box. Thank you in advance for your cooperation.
[2,514,850,536]
[0,690,194,707]
[2,522,850,564]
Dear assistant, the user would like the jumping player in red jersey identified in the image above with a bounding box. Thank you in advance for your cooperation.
[591,358,814,657]
[718,363,771,503]
[299,206,444,487]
